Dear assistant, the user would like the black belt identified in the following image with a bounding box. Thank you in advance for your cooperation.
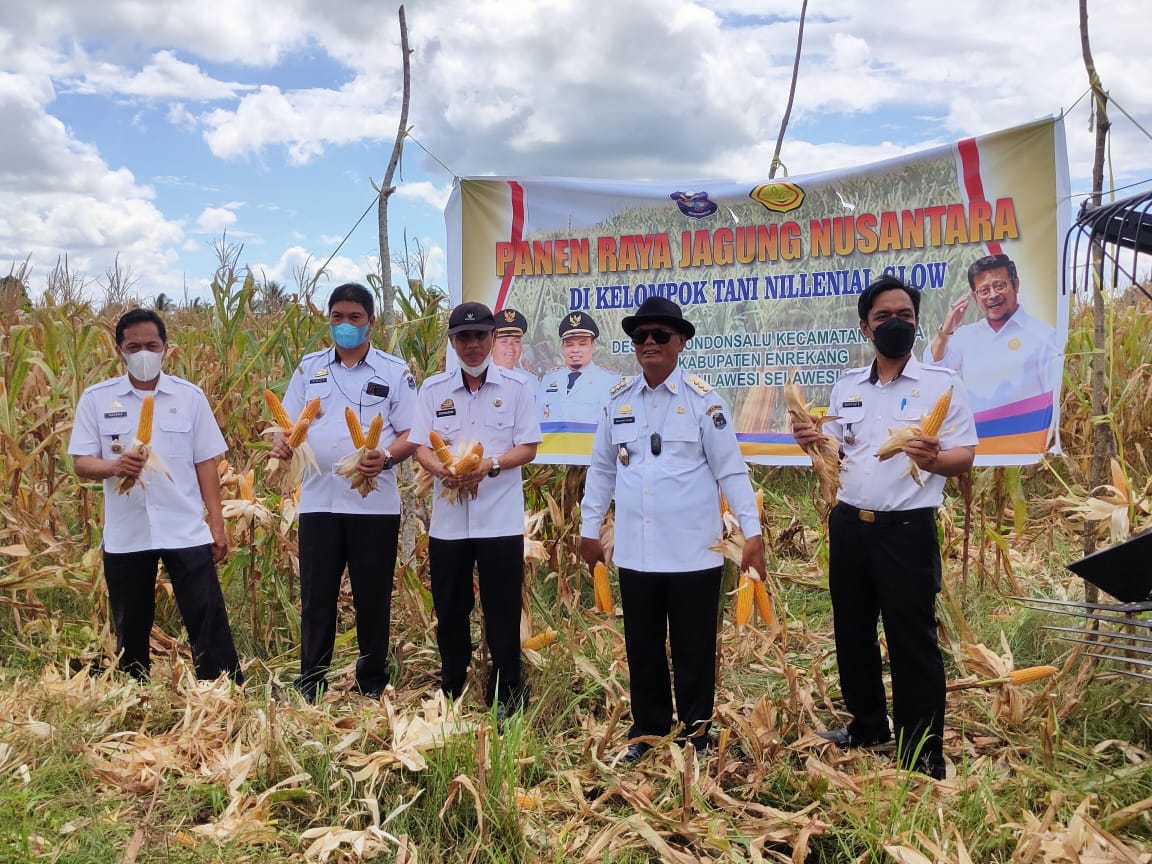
[836,502,936,525]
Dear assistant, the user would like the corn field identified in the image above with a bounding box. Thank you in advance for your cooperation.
[0,269,1151,863]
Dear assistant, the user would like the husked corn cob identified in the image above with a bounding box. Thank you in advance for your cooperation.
[521,629,556,651]
[784,380,841,507]
[593,561,614,614]
[364,414,384,449]
[453,441,485,474]
[919,385,952,437]
[752,578,775,627]
[288,397,321,447]
[1007,665,1058,685]
[947,664,1059,692]
[429,430,455,469]
[733,573,754,630]
[345,407,366,448]
[136,395,154,445]
[264,389,294,430]
[755,489,764,523]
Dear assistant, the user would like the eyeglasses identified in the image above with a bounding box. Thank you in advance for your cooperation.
[631,328,674,345]
[973,280,1013,299]
[650,433,662,455]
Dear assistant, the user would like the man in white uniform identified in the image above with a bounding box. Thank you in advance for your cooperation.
[539,312,617,427]
[410,302,542,715]
[579,297,765,762]
[492,307,539,397]
[795,275,978,779]
[926,253,1061,417]
[69,309,242,683]
[271,282,418,702]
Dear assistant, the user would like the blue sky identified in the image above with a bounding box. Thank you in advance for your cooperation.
[1,0,1149,304]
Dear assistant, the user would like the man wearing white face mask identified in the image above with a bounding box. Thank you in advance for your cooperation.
[271,282,418,703]
[409,302,541,717]
[69,309,243,683]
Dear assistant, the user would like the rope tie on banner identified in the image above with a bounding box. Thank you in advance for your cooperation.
[312,130,459,289]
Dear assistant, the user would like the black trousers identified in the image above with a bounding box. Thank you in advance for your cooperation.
[102,545,242,682]
[296,513,400,698]
[429,536,523,708]
[618,566,722,742]
[828,503,945,769]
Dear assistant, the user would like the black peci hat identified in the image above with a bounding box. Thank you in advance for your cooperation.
[621,296,695,339]
[558,311,599,339]
[495,307,529,337]
[447,301,496,335]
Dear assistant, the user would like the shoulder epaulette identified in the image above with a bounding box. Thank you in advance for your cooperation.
[687,375,713,395]
[609,376,634,396]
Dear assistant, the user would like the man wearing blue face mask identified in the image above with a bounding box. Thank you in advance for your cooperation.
[272,283,418,702]
[793,275,977,780]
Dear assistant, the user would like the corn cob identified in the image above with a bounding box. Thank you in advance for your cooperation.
[453,441,485,474]
[752,578,776,627]
[115,395,172,494]
[264,389,294,430]
[429,430,455,470]
[345,407,366,448]
[238,469,255,502]
[135,395,154,445]
[919,385,952,437]
[364,414,384,449]
[733,572,754,630]
[593,561,614,614]
[946,664,1059,692]
[755,489,764,523]
[521,629,556,651]
[288,397,321,447]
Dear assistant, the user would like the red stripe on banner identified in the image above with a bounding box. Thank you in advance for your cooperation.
[957,137,1001,256]
[494,181,525,312]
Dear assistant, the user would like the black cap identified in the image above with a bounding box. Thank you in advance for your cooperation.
[558,311,599,339]
[447,301,496,335]
[495,308,529,337]
[621,296,695,339]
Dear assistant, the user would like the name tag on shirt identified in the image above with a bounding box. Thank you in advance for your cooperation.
[308,377,327,384]
[436,408,457,417]
[841,400,863,408]
[103,410,128,418]
[613,416,635,424]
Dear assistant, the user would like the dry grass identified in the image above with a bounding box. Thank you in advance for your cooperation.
[1,276,1151,861]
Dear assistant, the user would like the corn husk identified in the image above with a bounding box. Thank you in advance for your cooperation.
[874,388,954,487]
[438,438,485,505]
[783,382,840,506]
[334,413,385,498]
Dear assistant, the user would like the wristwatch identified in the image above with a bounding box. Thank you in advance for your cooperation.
[937,325,954,336]
[487,457,501,478]
[382,449,395,470]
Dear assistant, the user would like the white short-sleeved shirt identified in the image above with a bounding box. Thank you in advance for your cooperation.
[825,357,979,511]
[579,367,760,573]
[283,347,417,516]
[539,362,618,426]
[68,374,227,553]
[927,306,1062,413]
[409,364,542,540]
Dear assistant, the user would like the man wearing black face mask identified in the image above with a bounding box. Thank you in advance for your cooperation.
[793,275,977,780]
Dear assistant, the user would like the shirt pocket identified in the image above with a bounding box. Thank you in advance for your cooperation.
[156,413,194,461]
[835,406,867,426]
[660,417,701,468]
[609,419,639,445]
[432,413,463,446]
[304,378,332,406]
[96,416,134,458]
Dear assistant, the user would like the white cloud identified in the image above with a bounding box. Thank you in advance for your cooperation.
[195,207,237,234]
[65,49,254,101]
[394,181,452,212]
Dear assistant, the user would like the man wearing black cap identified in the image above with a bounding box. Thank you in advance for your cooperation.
[540,311,618,427]
[579,296,765,763]
[492,308,539,396]
[408,301,542,715]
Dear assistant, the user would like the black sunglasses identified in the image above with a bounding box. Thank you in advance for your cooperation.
[630,328,674,345]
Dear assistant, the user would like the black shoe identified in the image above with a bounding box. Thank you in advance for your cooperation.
[621,742,652,764]
[817,726,892,749]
